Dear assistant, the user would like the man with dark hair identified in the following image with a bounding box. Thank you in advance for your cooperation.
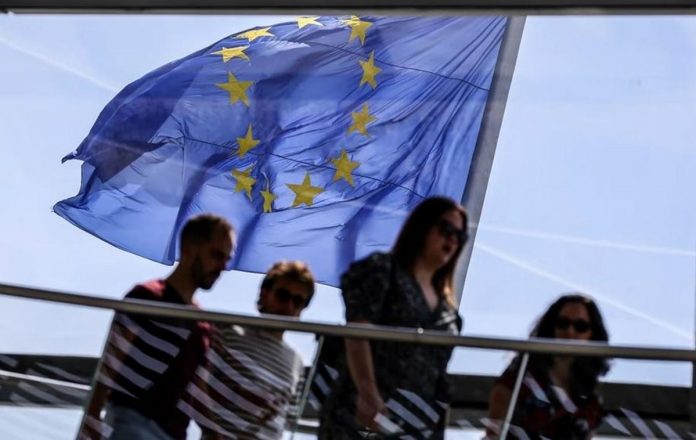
[199,261,315,440]
[82,214,235,440]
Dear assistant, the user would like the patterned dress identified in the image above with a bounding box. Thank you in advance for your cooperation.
[496,364,604,440]
[318,252,462,440]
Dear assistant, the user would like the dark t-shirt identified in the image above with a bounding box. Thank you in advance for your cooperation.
[496,364,603,440]
[107,280,210,439]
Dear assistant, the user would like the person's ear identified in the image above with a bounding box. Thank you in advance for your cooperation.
[179,242,191,262]
[258,288,270,311]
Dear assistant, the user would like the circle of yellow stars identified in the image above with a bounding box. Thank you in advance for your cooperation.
[212,16,379,213]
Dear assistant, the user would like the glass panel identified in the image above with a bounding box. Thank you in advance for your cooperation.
[450,349,693,440]
[1,10,696,440]
[0,408,82,440]
[462,15,696,362]
[0,299,104,438]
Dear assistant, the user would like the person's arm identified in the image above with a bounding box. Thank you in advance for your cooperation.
[78,380,111,440]
[195,326,225,440]
[194,370,223,440]
[485,383,513,439]
[340,253,393,431]
[344,319,387,431]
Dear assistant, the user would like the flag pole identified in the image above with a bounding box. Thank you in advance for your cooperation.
[690,240,696,433]
[454,16,527,303]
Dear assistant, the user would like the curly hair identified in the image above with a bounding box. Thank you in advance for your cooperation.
[260,260,316,306]
[527,294,611,397]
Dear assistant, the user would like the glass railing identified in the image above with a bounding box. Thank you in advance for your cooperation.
[2,7,695,440]
[0,283,694,439]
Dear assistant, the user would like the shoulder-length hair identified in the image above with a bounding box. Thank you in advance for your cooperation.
[527,294,611,397]
[392,196,468,308]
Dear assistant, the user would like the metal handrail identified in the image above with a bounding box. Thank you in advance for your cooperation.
[0,281,694,362]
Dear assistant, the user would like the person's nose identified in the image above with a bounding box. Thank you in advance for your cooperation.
[216,258,227,271]
[566,327,579,339]
[448,233,459,246]
[285,300,303,316]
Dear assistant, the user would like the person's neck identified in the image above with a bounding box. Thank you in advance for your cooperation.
[267,330,285,340]
[550,356,573,389]
[165,266,197,304]
[412,257,437,288]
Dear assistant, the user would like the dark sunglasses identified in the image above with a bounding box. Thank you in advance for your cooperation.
[273,287,308,308]
[436,219,467,244]
[555,317,591,333]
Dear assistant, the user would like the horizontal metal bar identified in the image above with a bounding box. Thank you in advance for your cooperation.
[3,1,696,13]
[0,369,90,391]
[0,282,694,362]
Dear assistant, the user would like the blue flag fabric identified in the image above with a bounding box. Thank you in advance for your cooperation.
[54,16,507,286]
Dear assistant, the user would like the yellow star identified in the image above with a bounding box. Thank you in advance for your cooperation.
[297,16,322,29]
[359,51,381,89]
[212,46,250,63]
[231,166,256,200]
[332,149,360,186]
[236,27,274,42]
[216,73,253,107]
[348,103,377,136]
[236,124,260,158]
[261,188,278,213]
[287,173,324,207]
[342,16,372,45]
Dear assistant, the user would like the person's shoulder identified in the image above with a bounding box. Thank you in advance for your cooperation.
[125,279,165,300]
[347,251,393,274]
[215,323,245,340]
[495,359,532,388]
[361,251,393,265]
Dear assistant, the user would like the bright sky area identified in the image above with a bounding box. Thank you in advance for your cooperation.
[0,12,695,439]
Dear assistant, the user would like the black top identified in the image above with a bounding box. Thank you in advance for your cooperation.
[496,364,604,440]
[320,252,462,439]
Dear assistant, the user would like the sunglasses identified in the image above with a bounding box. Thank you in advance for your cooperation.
[555,317,591,333]
[273,287,308,308]
[436,219,467,244]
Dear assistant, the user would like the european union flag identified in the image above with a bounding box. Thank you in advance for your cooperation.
[54,16,507,285]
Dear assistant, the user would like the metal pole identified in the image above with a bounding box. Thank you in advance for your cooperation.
[0,369,91,391]
[498,352,529,440]
[454,15,526,303]
[74,316,114,440]
[690,242,696,434]
[290,335,325,440]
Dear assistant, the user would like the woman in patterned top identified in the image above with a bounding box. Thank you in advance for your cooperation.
[318,196,467,440]
[486,294,611,440]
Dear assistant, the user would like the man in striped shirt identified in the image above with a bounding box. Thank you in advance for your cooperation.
[81,214,235,440]
[198,261,315,440]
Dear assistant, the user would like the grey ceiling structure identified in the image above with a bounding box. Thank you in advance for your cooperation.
[2,0,696,11]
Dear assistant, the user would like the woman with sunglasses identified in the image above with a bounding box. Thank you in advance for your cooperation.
[318,196,467,440]
[486,294,610,439]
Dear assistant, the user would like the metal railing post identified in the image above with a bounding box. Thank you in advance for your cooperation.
[498,352,529,440]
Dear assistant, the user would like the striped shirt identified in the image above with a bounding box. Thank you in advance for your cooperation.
[197,324,303,440]
[105,280,210,440]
